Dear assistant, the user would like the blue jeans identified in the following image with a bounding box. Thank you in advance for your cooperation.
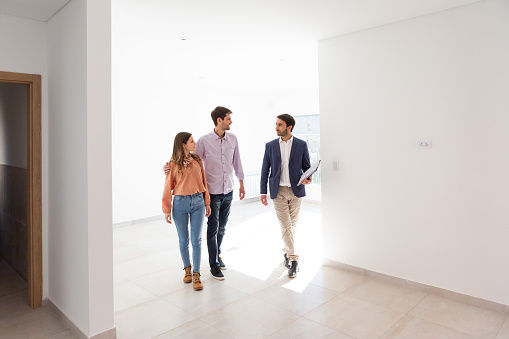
[172,192,205,273]
[206,191,233,268]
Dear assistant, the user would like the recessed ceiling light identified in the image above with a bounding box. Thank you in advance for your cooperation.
[180,37,188,41]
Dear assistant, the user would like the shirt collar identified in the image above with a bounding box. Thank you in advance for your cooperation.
[213,129,228,140]
[279,136,293,144]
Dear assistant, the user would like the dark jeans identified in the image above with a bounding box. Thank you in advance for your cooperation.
[207,191,233,268]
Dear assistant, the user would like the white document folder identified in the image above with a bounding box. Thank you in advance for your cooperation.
[297,160,321,186]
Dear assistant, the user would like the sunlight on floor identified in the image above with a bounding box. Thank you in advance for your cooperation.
[220,201,323,293]
[112,201,509,339]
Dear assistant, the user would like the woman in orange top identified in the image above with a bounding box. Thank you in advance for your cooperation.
[162,132,211,291]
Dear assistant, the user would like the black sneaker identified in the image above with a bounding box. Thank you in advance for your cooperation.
[218,257,226,270]
[288,261,299,278]
[283,253,291,268]
[210,266,225,280]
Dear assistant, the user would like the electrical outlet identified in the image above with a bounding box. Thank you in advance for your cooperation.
[332,160,339,171]
[418,140,432,149]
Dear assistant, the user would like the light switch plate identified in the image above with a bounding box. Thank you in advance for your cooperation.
[418,140,432,149]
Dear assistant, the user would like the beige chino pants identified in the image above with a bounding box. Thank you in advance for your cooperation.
[273,186,302,262]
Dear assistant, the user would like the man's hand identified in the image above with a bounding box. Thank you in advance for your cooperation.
[261,195,268,206]
[163,162,170,175]
[239,185,246,200]
[164,214,172,224]
[300,176,312,185]
[205,205,211,217]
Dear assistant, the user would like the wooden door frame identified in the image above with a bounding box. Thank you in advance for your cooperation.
[0,70,42,309]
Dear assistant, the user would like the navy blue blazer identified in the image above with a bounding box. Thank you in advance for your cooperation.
[260,137,311,199]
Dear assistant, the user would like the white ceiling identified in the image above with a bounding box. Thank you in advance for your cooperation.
[111,0,483,91]
[1,0,484,91]
[0,0,70,22]
[141,0,483,42]
[0,0,482,35]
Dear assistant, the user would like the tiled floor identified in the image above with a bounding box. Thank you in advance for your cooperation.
[112,201,509,339]
[0,258,77,338]
[1,201,509,338]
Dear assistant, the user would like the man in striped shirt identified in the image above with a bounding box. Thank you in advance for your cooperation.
[164,106,244,280]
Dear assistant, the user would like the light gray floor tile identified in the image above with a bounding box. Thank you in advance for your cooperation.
[497,316,509,339]
[409,294,507,338]
[162,278,248,317]
[113,244,151,265]
[218,265,287,295]
[130,267,189,296]
[253,280,339,315]
[310,265,366,293]
[3,202,508,339]
[305,294,405,338]
[114,281,158,312]
[154,319,233,339]
[114,250,178,280]
[343,278,427,313]
[381,314,482,339]
[267,316,353,339]
[0,290,31,318]
[201,296,299,338]
[115,299,195,339]
[0,307,69,338]
[43,330,80,338]
[130,235,179,254]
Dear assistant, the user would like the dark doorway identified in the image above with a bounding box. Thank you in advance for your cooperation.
[0,71,42,309]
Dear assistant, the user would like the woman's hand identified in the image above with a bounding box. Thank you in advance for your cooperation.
[164,213,172,224]
[205,206,211,217]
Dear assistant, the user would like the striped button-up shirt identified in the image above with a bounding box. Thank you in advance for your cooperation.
[195,130,244,195]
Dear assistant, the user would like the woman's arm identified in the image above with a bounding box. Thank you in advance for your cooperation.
[162,162,175,223]
[199,159,211,217]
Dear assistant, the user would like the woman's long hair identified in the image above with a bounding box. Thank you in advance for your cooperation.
[171,132,202,173]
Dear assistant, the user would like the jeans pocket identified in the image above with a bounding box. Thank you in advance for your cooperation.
[173,196,186,211]
[194,194,205,209]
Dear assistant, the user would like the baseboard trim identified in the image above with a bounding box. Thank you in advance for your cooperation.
[90,328,117,339]
[47,299,117,339]
[113,199,322,228]
[113,215,161,228]
[322,259,509,315]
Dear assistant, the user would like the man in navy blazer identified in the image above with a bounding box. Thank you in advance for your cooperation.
[260,114,312,278]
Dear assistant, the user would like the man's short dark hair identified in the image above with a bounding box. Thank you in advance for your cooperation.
[211,106,232,126]
[277,114,295,132]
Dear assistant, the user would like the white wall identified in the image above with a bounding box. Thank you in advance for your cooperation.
[86,0,114,335]
[1,8,114,335]
[112,0,318,224]
[48,0,114,336]
[0,12,50,299]
[48,0,89,331]
[319,0,509,305]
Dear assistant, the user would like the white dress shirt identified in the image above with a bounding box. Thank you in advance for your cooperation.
[279,136,293,187]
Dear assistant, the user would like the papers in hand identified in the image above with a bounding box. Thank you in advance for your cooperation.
[297,160,321,186]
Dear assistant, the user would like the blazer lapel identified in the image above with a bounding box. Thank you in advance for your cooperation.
[274,139,281,168]
[289,138,296,164]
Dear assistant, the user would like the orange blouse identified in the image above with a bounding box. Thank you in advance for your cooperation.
[162,157,210,215]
